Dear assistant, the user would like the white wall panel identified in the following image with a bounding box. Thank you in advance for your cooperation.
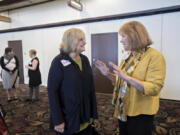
[1,0,180,30]
[161,12,180,100]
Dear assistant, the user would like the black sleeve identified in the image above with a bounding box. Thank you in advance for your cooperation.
[85,56,98,119]
[47,56,65,126]
[0,57,10,72]
[12,56,19,73]
[90,77,98,119]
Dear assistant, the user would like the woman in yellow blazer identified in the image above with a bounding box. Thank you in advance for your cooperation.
[96,21,166,135]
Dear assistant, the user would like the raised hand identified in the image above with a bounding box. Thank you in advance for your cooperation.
[95,60,109,76]
[109,61,126,79]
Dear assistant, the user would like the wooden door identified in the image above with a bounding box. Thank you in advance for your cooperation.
[91,32,118,93]
[8,40,24,84]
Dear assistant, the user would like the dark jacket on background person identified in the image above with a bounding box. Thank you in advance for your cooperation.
[47,52,98,134]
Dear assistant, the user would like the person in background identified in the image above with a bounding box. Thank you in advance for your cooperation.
[25,49,41,102]
[96,21,166,135]
[48,28,98,135]
[0,47,19,102]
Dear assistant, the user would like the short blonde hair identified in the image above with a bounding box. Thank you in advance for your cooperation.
[60,28,85,53]
[29,49,37,55]
[119,21,153,51]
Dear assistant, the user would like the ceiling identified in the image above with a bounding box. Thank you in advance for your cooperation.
[0,0,55,12]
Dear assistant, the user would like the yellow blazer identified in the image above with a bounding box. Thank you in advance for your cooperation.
[115,48,166,117]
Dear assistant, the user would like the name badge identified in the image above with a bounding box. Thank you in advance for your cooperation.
[61,59,71,67]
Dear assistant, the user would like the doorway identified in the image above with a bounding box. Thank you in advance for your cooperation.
[8,40,24,84]
[91,32,118,93]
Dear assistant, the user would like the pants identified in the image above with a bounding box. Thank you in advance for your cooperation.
[29,86,39,100]
[118,115,154,135]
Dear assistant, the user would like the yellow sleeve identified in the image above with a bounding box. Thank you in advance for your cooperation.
[142,53,166,96]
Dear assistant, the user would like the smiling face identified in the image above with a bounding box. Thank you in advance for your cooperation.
[61,28,87,54]
[75,37,86,54]
[120,33,131,51]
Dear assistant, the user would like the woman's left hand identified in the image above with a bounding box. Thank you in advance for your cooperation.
[109,61,127,80]
[93,119,100,128]
[25,65,29,69]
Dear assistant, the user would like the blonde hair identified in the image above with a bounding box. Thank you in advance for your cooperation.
[119,21,153,51]
[60,28,85,53]
[29,49,37,55]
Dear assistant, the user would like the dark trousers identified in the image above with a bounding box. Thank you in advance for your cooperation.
[29,86,39,100]
[56,126,92,135]
[118,115,154,135]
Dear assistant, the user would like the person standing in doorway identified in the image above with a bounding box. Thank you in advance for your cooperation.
[0,47,19,102]
[25,49,42,102]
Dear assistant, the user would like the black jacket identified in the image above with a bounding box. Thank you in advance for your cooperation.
[47,52,98,134]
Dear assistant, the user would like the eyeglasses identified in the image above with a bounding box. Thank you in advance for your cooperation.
[78,38,86,42]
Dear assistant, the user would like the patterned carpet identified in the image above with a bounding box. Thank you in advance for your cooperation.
[0,84,180,135]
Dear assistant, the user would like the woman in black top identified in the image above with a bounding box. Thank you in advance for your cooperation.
[48,28,98,135]
[25,49,41,102]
